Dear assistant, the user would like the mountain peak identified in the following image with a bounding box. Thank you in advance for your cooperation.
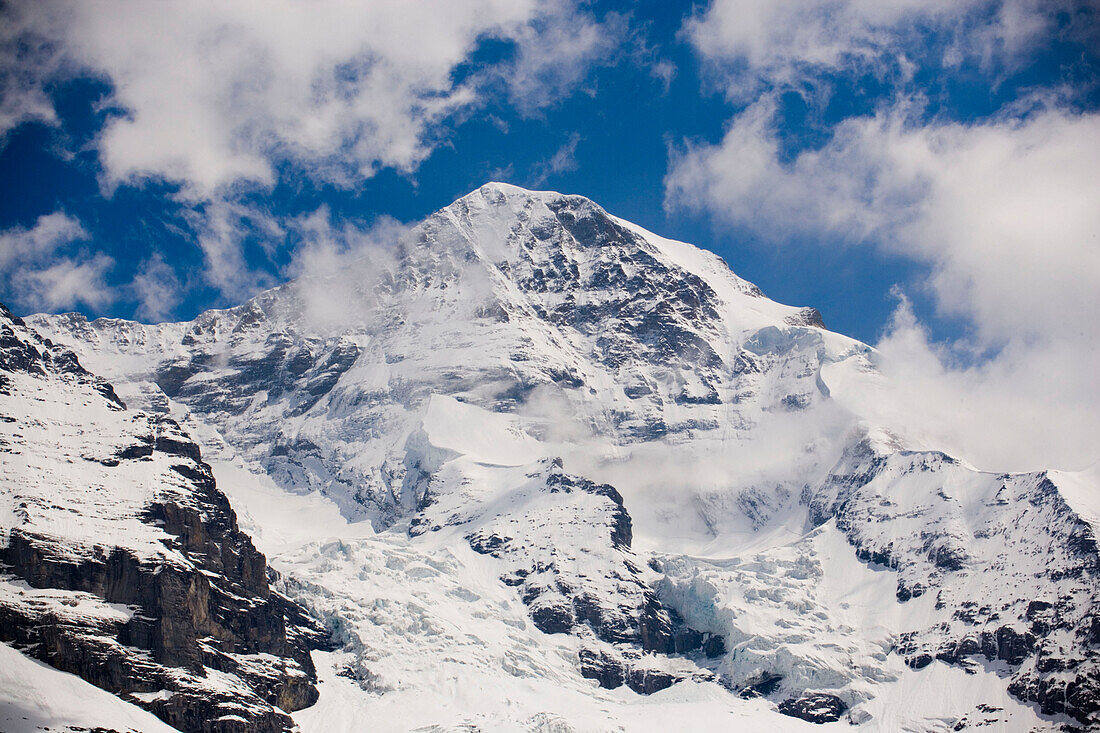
[447,181,605,225]
[468,180,567,199]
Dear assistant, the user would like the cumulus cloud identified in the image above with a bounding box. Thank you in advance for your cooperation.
[851,291,1100,473]
[666,99,1100,470]
[2,0,619,198]
[683,0,1069,97]
[0,212,116,312]
[667,100,1100,349]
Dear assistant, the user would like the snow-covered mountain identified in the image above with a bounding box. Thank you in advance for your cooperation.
[0,304,329,732]
[8,183,1099,731]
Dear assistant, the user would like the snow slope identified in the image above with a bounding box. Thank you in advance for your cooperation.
[0,641,182,733]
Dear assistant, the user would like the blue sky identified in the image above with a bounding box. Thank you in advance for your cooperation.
[1,0,1098,469]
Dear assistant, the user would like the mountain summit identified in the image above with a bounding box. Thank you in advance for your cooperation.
[33,182,847,526]
[7,184,1099,731]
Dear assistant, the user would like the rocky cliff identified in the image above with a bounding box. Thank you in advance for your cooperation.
[0,304,328,732]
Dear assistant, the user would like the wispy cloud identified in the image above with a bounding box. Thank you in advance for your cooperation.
[841,288,1100,473]
[529,132,581,186]
[188,200,281,305]
[494,8,627,115]
[648,59,677,94]
[0,212,116,312]
[281,207,408,332]
[683,0,1078,99]
[130,254,182,322]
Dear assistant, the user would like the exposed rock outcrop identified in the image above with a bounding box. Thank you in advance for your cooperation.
[458,460,721,693]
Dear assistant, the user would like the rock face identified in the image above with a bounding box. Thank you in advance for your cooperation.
[23,183,1100,730]
[459,459,720,693]
[777,693,848,723]
[0,305,326,732]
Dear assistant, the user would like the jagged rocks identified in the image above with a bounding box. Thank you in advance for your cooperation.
[1008,669,1100,723]
[738,672,784,699]
[950,703,1012,731]
[0,303,124,408]
[777,693,848,723]
[810,442,1100,726]
[462,464,652,649]
[576,648,703,695]
[625,666,679,695]
[460,460,718,693]
[578,648,626,689]
[784,306,826,329]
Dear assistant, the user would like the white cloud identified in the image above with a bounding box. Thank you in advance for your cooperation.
[130,255,182,323]
[0,3,62,138]
[498,9,626,114]
[683,0,1063,97]
[649,59,677,94]
[283,206,406,282]
[282,207,407,332]
[3,0,617,198]
[857,292,1100,473]
[667,100,1100,348]
[20,255,115,312]
[530,132,581,185]
[190,200,281,304]
[666,99,1100,471]
[0,212,116,312]
[0,211,87,270]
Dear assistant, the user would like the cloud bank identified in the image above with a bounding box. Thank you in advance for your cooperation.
[3,0,619,199]
[684,0,1071,98]
[669,0,1100,472]
[667,99,1100,355]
